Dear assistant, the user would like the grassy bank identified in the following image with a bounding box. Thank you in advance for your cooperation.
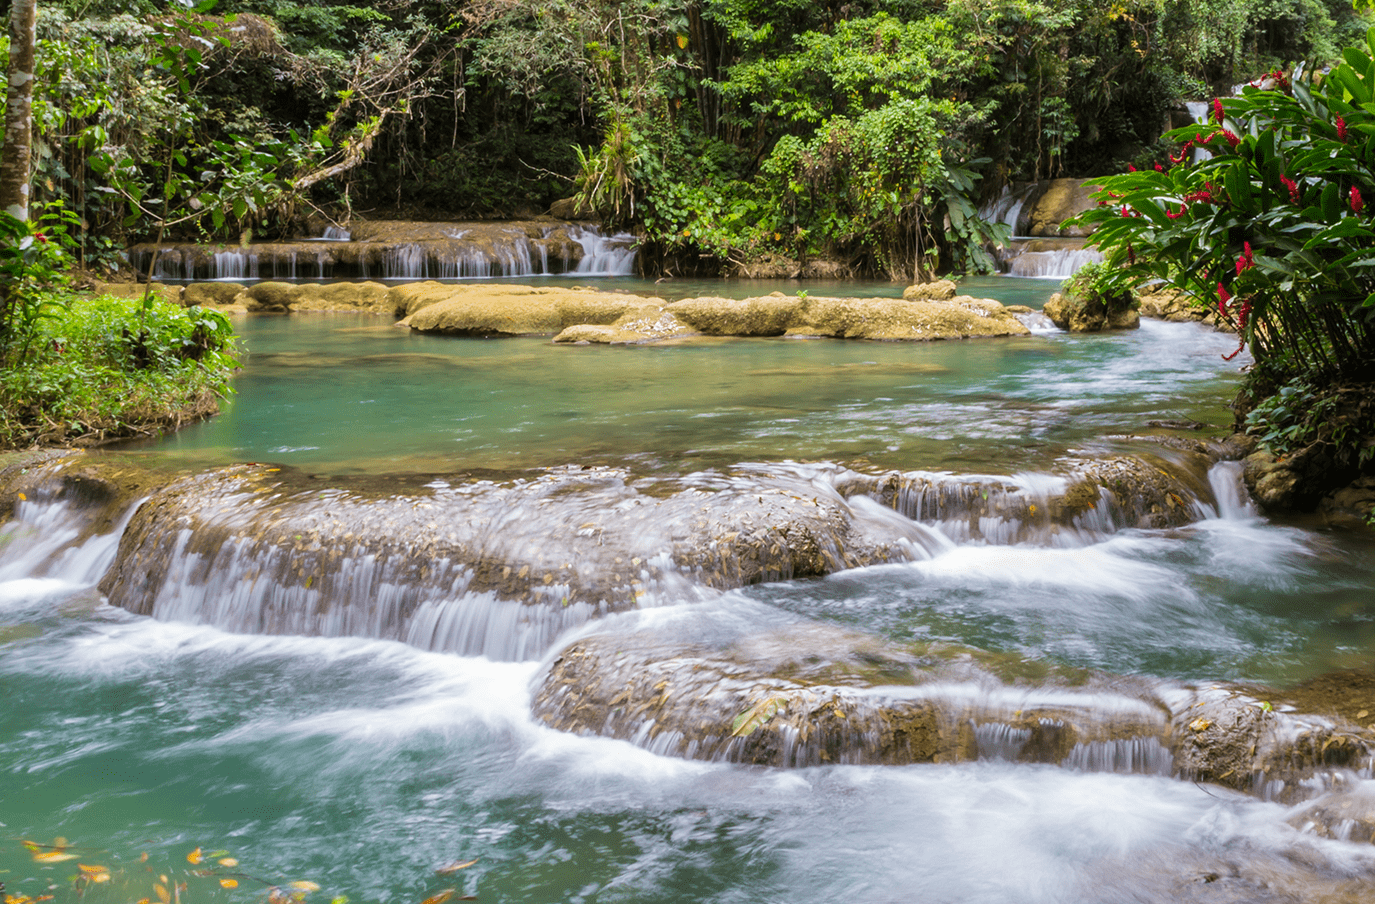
[0,292,237,449]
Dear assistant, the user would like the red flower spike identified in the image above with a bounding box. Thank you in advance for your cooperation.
[1352,186,1364,214]
[1281,175,1301,205]
[1217,282,1232,315]
[1213,98,1224,124]
[1127,164,1136,172]
[1155,163,1164,172]
[1167,204,1188,219]
[1337,115,1348,142]
[1223,340,1246,361]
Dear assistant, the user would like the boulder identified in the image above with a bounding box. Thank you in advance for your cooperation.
[397,284,651,335]
[291,281,393,313]
[784,295,1030,340]
[1044,291,1140,332]
[664,294,801,336]
[553,304,695,344]
[902,279,958,301]
[242,281,301,312]
[1024,178,1102,237]
[184,282,246,308]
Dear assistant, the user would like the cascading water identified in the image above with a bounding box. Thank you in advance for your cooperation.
[1007,246,1103,279]
[569,225,637,276]
[3,287,1374,904]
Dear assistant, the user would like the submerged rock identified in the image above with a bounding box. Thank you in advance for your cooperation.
[902,279,958,301]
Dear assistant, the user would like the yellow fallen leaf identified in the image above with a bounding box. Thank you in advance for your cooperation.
[435,859,478,874]
[187,848,203,865]
[218,858,239,868]
[32,852,77,864]
[154,883,171,904]
[78,864,111,883]
[220,880,239,890]
[288,882,321,892]
[1189,718,1212,732]
[140,853,149,863]
[418,890,455,904]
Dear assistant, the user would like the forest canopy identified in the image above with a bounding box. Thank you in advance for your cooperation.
[3,0,1368,277]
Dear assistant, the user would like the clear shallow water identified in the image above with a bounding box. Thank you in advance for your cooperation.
[4,277,1375,903]
[131,278,1240,475]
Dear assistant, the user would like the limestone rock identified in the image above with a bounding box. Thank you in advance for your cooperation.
[1318,476,1375,529]
[242,281,301,312]
[1243,450,1301,510]
[1025,178,1103,237]
[553,305,695,344]
[291,281,393,313]
[903,279,958,301]
[664,295,801,335]
[1044,291,1140,332]
[395,284,654,335]
[184,282,246,308]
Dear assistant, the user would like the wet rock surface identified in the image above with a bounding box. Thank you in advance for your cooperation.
[533,624,1167,767]
[534,625,1375,798]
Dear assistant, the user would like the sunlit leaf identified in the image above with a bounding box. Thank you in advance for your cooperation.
[418,890,455,904]
[32,852,77,863]
[78,864,111,883]
[435,859,478,875]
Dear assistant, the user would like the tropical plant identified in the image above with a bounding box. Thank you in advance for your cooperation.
[1074,31,1375,380]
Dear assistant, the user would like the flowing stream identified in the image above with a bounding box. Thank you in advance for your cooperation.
[3,276,1375,903]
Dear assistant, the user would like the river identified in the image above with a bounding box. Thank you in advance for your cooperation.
[2,275,1374,903]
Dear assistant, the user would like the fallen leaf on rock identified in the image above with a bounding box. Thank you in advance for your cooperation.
[1188,718,1212,732]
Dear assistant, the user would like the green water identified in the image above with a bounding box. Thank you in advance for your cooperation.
[131,278,1237,476]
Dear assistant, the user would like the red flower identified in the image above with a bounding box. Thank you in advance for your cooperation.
[1217,282,1231,315]
[1171,142,1195,165]
[1167,204,1188,219]
[34,232,46,244]
[1337,115,1348,142]
[1281,174,1301,205]
[1127,164,1136,172]
[1352,186,1364,214]
[1155,163,1164,172]
[1235,241,1254,276]
[1213,98,1224,125]
[1222,130,1240,148]
[1238,300,1251,330]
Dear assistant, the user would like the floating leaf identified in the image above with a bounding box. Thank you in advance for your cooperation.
[419,890,455,904]
[78,865,111,883]
[218,858,239,868]
[187,848,203,865]
[155,883,171,904]
[288,882,320,892]
[21,841,42,852]
[32,853,77,864]
[435,859,478,875]
[220,880,238,889]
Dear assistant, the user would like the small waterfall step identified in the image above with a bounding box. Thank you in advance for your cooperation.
[126,219,638,282]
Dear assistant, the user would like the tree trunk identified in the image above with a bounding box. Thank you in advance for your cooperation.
[0,0,38,222]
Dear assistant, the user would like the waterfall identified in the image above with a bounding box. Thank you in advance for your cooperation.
[978,183,1042,236]
[1007,247,1103,279]
[1186,101,1212,163]
[569,226,638,276]
[212,250,258,281]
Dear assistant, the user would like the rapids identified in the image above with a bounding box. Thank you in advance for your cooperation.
[3,276,1375,903]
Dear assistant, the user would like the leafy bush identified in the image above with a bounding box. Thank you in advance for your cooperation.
[0,293,238,449]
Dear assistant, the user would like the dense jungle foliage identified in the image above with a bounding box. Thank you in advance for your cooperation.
[2,0,1369,277]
